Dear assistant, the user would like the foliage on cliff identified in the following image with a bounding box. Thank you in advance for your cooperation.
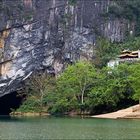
[108,0,140,36]
[119,37,140,50]
[94,38,120,67]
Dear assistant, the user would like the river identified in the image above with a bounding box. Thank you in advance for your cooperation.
[0,116,140,139]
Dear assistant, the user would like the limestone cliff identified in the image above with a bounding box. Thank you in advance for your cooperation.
[0,0,133,96]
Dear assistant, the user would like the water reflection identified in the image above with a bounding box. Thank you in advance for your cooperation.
[0,116,140,139]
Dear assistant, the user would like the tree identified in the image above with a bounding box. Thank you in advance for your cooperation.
[87,64,134,114]
[46,61,98,114]
[128,63,140,104]
[95,38,120,68]
[27,73,48,108]
[57,61,97,105]
[17,72,56,113]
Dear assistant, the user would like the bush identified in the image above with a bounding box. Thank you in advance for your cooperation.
[17,96,41,113]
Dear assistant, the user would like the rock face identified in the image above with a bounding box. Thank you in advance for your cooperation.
[0,0,132,96]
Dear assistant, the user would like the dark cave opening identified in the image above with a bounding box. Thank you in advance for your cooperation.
[0,92,24,115]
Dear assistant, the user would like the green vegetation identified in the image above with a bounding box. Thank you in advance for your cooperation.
[94,38,120,67]
[107,0,140,36]
[68,0,77,6]
[46,61,98,114]
[129,64,140,103]
[16,73,55,113]
[24,13,33,21]
[119,37,140,50]
[16,61,140,115]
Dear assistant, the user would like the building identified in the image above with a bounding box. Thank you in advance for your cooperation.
[107,50,140,68]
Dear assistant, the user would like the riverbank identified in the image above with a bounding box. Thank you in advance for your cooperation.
[10,112,50,117]
[10,111,88,117]
[10,104,140,118]
[92,104,140,119]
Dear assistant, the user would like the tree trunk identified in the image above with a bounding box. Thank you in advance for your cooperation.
[81,77,87,104]
[81,92,84,104]
[138,98,140,111]
[40,90,44,109]
[81,86,85,104]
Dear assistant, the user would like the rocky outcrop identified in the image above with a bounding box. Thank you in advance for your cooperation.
[0,0,133,96]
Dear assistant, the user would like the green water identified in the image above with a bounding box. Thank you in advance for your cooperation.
[0,116,140,139]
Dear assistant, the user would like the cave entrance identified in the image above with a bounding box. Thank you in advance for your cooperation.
[0,92,24,115]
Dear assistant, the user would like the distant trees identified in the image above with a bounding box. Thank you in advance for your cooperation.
[119,37,140,50]
[94,38,120,68]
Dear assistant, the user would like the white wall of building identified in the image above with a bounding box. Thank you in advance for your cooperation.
[107,60,119,68]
